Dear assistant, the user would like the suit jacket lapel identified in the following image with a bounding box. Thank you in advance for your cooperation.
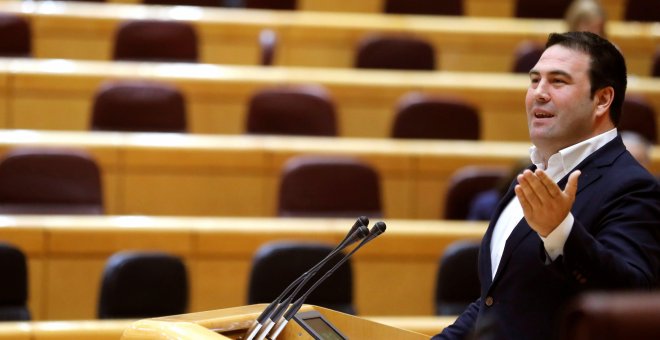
[485,136,626,288]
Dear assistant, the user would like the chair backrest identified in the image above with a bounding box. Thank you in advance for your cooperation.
[383,0,463,16]
[247,241,355,314]
[391,92,480,140]
[259,29,277,66]
[0,147,104,215]
[143,0,222,6]
[512,41,544,73]
[244,0,297,10]
[0,13,31,57]
[443,166,507,220]
[624,0,660,22]
[91,80,187,132]
[113,19,198,62]
[355,34,436,71]
[620,95,658,144]
[0,243,30,321]
[98,251,188,319]
[559,292,660,340]
[435,241,480,315]
[246,85,337,136]
[652,47,660,78]
[514,0,573,19]
[278,156,382,218]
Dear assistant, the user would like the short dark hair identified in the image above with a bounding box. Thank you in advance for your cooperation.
[545,32,627,125]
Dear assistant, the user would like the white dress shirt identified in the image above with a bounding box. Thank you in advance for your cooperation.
[490,128,618,278]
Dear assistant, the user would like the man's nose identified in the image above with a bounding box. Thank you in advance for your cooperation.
[534,80,550,102]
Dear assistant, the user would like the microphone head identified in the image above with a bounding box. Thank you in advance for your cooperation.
[355,216,369,229]
[369,221,386,237]
[347,216,369,236]
[355,224,369,240]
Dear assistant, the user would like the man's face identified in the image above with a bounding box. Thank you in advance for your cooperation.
[525,45,600,154]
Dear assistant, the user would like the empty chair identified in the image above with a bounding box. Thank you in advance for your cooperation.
[515,0,573,19]
[259,29,277,66]
[443,166,508,220]
[0,148,104,215]
[624,0,660,22]
[355,34,436,71]
[98,251,188,319]
[559,292,660,340]
[113,19,198,62]
[512,41,544,73]
[278,156,382,218]
[435,241,480,315]
[244,0,297,10]
[391,92,480,140]
[91,80,187,132]
[248,241,355,314]
[143,0,222,6]
[0,13,31,57]
[246,85,337,136]
[0,243,30,321]
[383,0,463,16]
[652,47,660,77]
[620,95,657,144]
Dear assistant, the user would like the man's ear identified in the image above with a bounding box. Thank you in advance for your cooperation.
[595,86,614,118]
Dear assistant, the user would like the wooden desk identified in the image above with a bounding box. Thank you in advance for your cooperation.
[0,130,527,218]
[1,59,660,142]
[0,215,486,320]
[0,1,655,74]
[0,130,658,219]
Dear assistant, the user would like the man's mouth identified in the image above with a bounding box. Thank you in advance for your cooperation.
[534,111,555,119]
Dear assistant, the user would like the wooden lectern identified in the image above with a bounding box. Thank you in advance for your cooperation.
[121,304,429,339]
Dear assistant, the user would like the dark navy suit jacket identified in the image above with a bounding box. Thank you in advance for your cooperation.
[433,135,660,340]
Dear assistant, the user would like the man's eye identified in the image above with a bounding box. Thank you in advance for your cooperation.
[552,79,566,84]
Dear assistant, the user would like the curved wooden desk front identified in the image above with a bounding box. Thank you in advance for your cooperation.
[0,215,486,321]
[0,1,654,74]
[0,130,658,219]
[1,59,659,141]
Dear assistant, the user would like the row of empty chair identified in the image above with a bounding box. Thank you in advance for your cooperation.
[66,0,660,22]
[0,130,657,219]
[1,239,479,321]
[2,2,658,75]
[2,59,659,141]
[0,216,488,319]
[10,11,659,75]
[76,80,660,144]
[0,146,528,220]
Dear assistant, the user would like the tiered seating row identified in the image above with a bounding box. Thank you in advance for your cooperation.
[1,59,660,141]
[1,1,657,75]
[0,130,658,219]
[0,215,486,320]
[110,0,630,21]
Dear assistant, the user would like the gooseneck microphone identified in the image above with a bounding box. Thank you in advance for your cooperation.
[267,221,387,340]
[243,217,370,340]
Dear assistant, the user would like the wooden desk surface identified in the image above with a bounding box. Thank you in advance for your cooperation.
[0,316,454,339]
[0,1,655,74]
[0,215,486,320]
[1,58,660,142]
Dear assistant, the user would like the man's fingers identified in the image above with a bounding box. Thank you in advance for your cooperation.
[564,170,581,198]
[517,171,542,205]
[536,169,561,198]
[515,184,532,213]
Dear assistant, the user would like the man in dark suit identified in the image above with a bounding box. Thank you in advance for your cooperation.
[433,31,660,340]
